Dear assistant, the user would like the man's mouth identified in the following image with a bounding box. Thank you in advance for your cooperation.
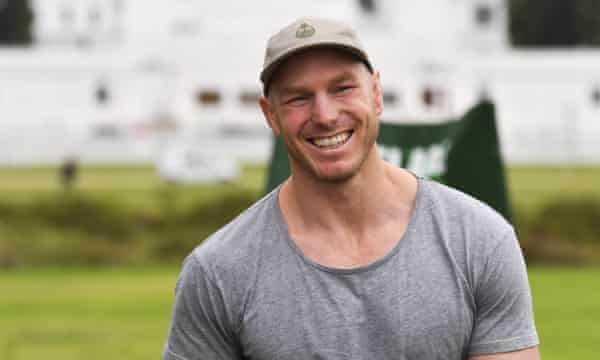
[309,131,353,148]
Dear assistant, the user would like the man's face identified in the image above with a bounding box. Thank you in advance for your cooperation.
[260,48,383,183]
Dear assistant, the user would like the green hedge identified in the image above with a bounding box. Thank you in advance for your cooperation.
[1,184,599,268]
[0,189,258,267]
[517,197,600,265]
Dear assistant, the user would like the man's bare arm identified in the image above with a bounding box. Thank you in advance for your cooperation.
[470,346,540,360]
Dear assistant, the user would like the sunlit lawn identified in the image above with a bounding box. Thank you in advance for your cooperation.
[529,267,600,359]
[2,164,599,213]
[1,165,600,358]
[0,267,178,360]
[507,166,600,216]
[0,266,598,359]
[0,164,266,212]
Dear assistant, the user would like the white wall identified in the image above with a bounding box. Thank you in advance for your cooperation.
[3,0,600,165]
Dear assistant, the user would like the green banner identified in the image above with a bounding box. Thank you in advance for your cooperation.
[265,101,512,221]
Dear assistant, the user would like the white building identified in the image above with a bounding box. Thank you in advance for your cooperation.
[0,0,599,165]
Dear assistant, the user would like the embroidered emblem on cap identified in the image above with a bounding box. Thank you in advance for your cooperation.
[295,22,315,38]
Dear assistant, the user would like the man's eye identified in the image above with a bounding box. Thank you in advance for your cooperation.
[286,96,308,104]
[335,85,355,94]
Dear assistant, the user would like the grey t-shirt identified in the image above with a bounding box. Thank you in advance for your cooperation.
[164,179,539,360]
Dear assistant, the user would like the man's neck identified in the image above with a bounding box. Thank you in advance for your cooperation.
[279,156,418,266]
[284,160,389,229]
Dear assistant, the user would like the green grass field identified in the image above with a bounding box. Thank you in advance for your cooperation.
[507,166,600,215]
[2,164,599,211]
[1,164,599,210]
[0,266,598,359]
[529,267,600,358]
[0,267,175,360]
[0,164,266,212]
[1,164,599,358]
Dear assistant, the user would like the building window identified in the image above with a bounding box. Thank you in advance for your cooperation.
[422,87,446,109]
[172,21,198,36]
[89,8,101,25]
[358,0,377,14]
[383,91,399,106]
[61,7,74,27]
[475,4,493,27]
[113,0,123,12]
[591,87,600,107]
[477,83,491,101]
[196,89,221,106]
[95,83,109,105]
[93,124,121,140]
[239,90,260,107]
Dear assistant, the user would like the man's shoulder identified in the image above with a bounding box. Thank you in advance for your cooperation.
[417,180,522,297]
[188,188,282,275]
[170,189,285,326]
[419,179,513,238]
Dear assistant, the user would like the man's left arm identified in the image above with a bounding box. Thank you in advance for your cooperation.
[468,228,540,358]
[470,346,540,360]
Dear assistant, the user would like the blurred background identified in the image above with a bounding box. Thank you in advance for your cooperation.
[0,0,599,359]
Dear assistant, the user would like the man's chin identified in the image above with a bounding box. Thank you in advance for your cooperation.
[312,167,359,184]
[289,152,362,184]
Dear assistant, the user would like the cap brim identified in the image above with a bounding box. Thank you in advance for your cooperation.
[260,42,372,94]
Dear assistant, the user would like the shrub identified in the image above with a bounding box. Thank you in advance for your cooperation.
[517,197,600,264]
[2,184,599,267]
[28,192,133,239]
[0,188,260,267]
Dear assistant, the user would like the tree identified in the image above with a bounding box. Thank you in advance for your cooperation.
[0,0,33,45]
[574,0,600,45]
[509,0,600,47]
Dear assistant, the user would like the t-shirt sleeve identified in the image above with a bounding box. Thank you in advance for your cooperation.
[163,255,241,360]
[468,228,539,356]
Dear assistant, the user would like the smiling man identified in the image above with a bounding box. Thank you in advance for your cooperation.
[163,17,540,360]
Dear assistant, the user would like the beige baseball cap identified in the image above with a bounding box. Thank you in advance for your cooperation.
[260,17,373,94]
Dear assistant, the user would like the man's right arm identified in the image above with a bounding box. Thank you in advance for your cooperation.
[163,255,241,360]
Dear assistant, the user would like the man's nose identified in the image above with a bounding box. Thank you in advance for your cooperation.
[311,93,338,126]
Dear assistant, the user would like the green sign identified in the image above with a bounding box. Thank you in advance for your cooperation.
[265,101,512,221]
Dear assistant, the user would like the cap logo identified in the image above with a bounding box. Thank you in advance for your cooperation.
[295,22,315,38]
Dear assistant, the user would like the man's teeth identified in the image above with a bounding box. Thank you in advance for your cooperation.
[312,132,351,148]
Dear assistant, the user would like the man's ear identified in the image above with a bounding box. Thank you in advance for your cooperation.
[371,71,383,116]
[259,95,281,136]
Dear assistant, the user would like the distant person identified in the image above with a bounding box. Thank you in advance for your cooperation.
[60,156,78,190]
[164,18,540,359]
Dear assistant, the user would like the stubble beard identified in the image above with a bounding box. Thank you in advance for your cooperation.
[285,118,380,185]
